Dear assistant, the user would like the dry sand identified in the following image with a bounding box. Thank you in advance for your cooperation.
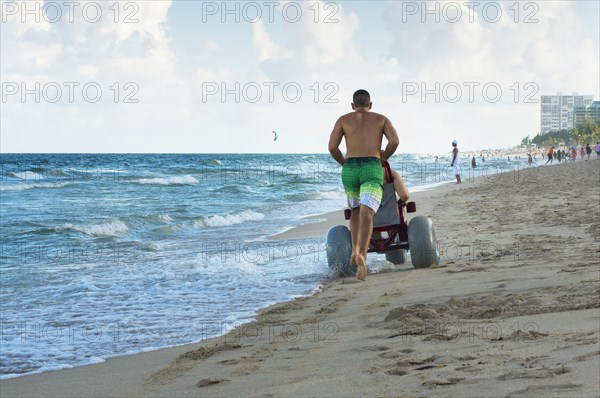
[2,159,599,397]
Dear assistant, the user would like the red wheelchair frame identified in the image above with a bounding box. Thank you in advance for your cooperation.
[342,160,416,254]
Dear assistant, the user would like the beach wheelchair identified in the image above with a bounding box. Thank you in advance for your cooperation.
[325,161,439,275]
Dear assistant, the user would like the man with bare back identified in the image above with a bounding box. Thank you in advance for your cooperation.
[328,89,399,281]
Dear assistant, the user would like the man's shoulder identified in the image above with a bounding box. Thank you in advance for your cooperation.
[338,112,356,119]
[368,111,388,120]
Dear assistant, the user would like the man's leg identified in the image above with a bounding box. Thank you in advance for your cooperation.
[349,206,360,267]
[354,204,375,281]
[454,164,461,184]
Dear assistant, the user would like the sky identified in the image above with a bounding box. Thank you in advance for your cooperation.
[1,0,599,154]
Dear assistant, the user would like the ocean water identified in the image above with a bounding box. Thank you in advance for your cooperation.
[0,153,533,378]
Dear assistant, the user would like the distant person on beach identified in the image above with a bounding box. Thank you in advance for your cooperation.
[328,89,399,281]
[451,140,461,183]
[595,142,600,157]
[557,150,562,163]
[545,146,554,165]
[571,146,577,161]
[544,146,554,166]
[585,144,592,160]
[528,153,533,164]
[471,156,476,168]
[579,146,585,160]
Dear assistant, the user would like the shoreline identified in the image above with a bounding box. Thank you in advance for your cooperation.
[1,154,497,379]
[2,158,599,397]
[269,184,445,241]
[270,156,564,242]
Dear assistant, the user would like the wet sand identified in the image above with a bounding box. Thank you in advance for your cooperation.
[2,158,599,397]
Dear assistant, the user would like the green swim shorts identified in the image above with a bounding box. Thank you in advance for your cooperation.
[341,157,384,212]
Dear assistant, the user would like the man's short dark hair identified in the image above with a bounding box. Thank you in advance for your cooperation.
[353,89,370,107]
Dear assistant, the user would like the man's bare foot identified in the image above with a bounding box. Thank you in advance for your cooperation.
[350,253,358,268]
[355,254,367,281]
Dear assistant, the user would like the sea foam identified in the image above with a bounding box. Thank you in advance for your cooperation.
[9,171,45,180]
[135,175,199,185]
[0,182,72,192]
[63,220,129,237]
[194,209,265,228]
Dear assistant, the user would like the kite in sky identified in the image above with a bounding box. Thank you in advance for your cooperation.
[272,131,278,141]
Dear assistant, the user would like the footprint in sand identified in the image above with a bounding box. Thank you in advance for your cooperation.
[362,345,390,352]
[573,350,600,362]
[196,378,229,388]
[422,378,465,388]
[496,365,569,380]
[385,369,408,376]
[218,359,240,365]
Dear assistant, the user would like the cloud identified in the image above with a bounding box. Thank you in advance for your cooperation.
[251,2,364,80]
[1,0,598,153]
[2,1,177,83]
[372,0,600,151]
[252,20,279,61]
[1,0,190,152]
[383,1,598,91]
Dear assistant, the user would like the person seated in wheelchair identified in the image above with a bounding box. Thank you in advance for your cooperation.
[389,165,409,203]
[380,150,409,204]
[371,158,409,241]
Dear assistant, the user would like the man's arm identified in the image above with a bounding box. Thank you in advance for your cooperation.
[451,148,457,165]
[381,117,399,161]
[328,118,345,166]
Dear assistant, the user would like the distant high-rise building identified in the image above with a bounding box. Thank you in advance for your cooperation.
[573,101,600,127]
[540,93,593,134]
